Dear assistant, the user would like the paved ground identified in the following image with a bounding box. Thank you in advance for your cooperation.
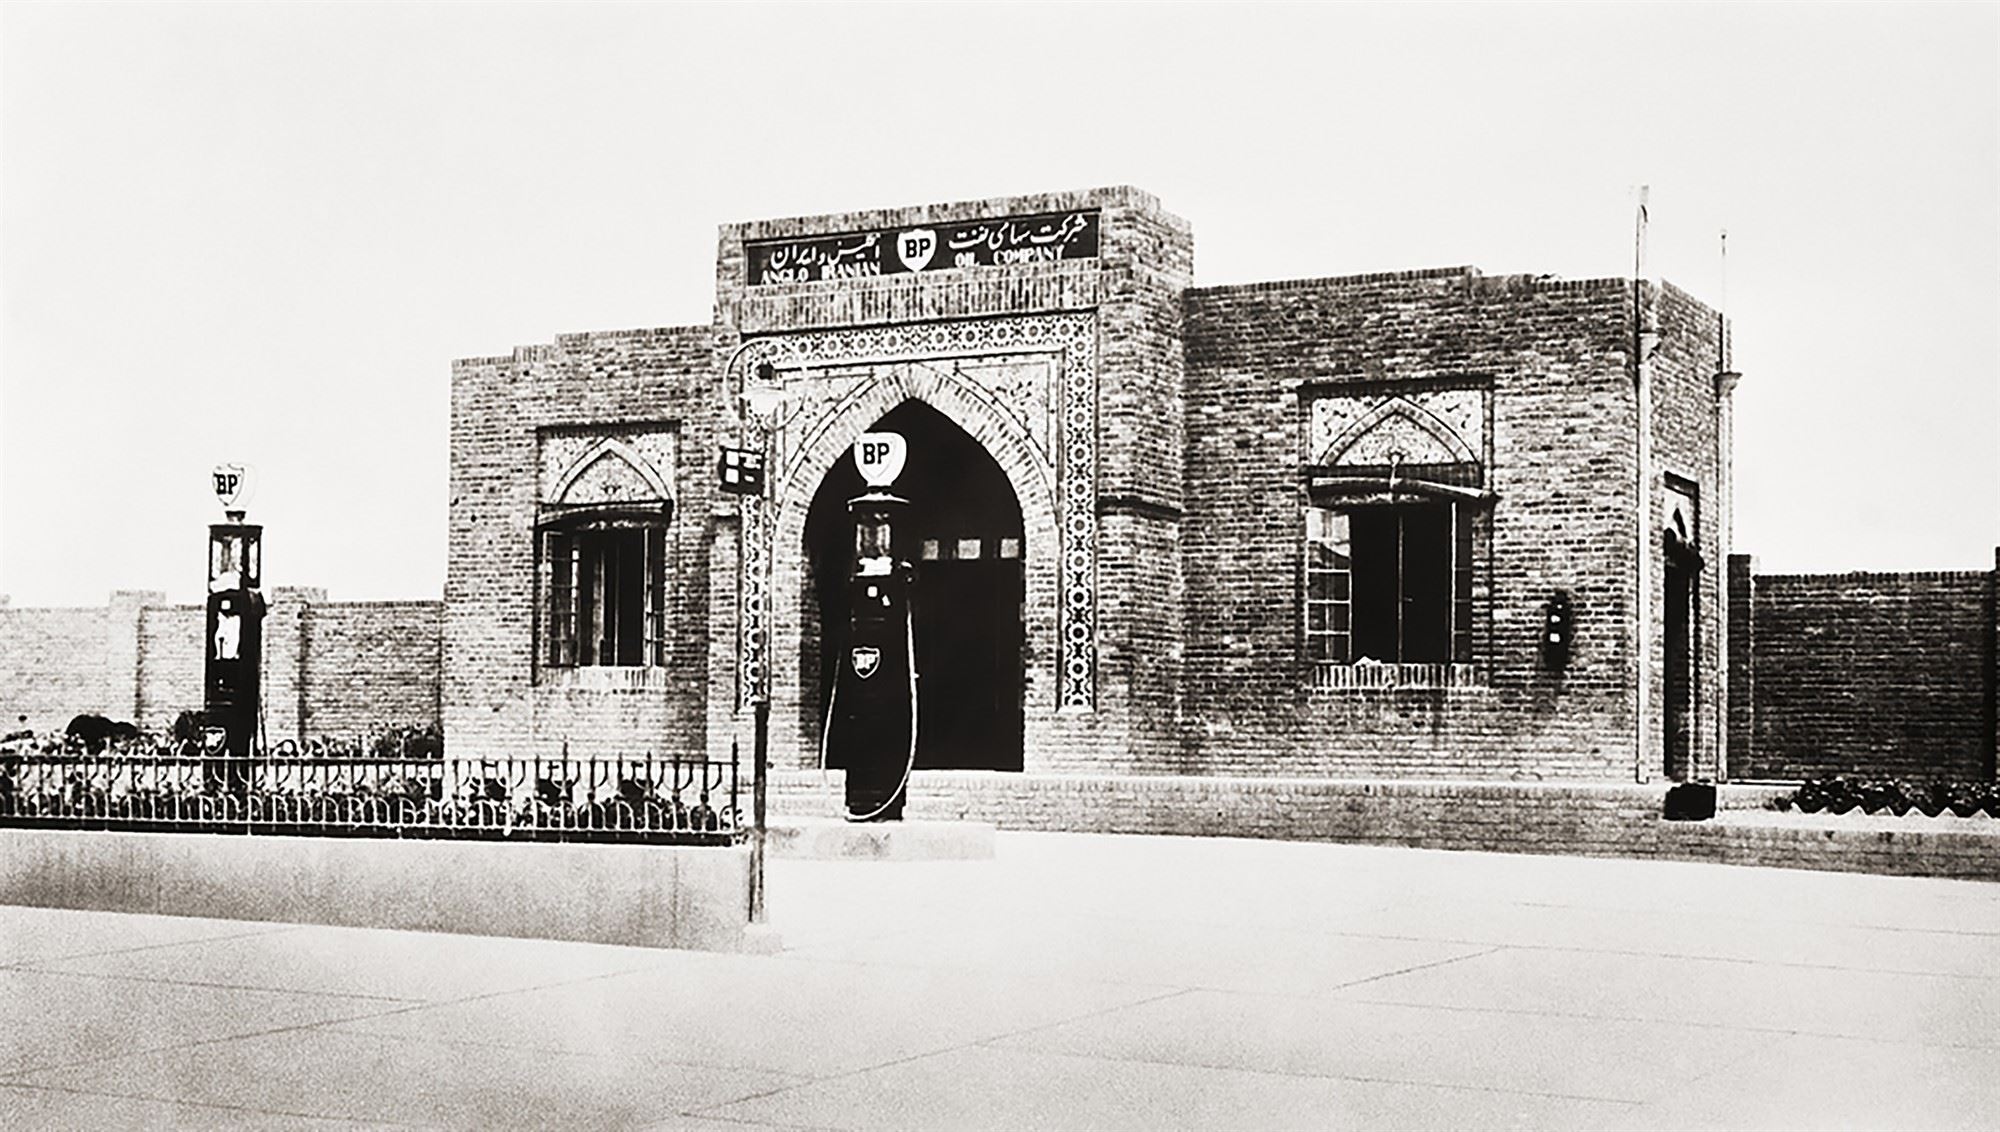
[2,832,1997,1130]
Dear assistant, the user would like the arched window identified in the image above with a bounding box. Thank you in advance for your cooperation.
[535,433,675,670]
[1303,390,1489,686]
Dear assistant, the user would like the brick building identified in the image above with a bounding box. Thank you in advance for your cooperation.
[444,185,1739,786]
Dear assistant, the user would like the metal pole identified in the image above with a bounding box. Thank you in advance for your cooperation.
[751,697,769,923]
[1634,186,1652,784]
[750,402,774,926]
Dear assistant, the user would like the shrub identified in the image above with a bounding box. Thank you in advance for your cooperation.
[1772,776,1999,819]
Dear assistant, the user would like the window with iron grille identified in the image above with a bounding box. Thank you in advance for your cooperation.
[1305,502,1473,665]
[543,523,668,667]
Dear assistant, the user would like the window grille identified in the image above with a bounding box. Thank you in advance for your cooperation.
[1305,501,1473,667]
[541,521,668,669]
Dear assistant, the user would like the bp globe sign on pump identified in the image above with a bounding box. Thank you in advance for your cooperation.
[854,432,907,488]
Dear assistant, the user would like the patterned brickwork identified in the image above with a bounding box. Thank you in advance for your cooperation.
[7,187,1782,790]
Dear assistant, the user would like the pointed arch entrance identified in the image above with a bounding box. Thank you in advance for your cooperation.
[803,400,1026,770]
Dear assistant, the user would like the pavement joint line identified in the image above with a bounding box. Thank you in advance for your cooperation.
[1256,927,2000,983]
[748,947,1190,994]
[0,937,696,1082]
[686,986,1203,1118]
[650,1108,845,1132]
[1331,994,2000,1050]
[5,964,421,1004]
[0,1001,436,1082]
[969,1041,1651,1108]
[1058,899,2000,948]
[1317,943,1508,993]
[316,1019,815,1084]
[1504,898,2000,937]
[0,919,301,969]
[0,1078,429,1127]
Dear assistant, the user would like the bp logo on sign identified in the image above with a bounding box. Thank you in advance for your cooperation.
[212,463,250,509]
[853,432,907,488]
[896,228,937,273]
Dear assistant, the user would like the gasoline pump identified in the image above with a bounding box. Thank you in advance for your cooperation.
[820,433,918,822]
[204,468,265,792]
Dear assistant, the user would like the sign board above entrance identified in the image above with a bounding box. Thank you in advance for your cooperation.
[746,210,1099,285]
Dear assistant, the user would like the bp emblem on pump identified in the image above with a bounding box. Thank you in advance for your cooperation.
[853,431,907,488]
[823,432,917,821]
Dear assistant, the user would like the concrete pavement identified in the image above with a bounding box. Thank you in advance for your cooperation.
[3,831,1997,1129]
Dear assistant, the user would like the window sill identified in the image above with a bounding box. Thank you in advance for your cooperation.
[1307,662,1484,691]
[539,666,669,692]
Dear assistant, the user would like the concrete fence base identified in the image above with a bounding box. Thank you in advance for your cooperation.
[0,830,757,951]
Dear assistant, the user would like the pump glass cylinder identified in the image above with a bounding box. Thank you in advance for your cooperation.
[855,514,893,562]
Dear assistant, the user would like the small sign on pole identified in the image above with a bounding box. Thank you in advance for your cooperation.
[717,446,766,496]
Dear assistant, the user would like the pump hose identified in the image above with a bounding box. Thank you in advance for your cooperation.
[817,599,919,823]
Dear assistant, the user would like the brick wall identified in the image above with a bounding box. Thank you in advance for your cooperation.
[1727,556,1998,781]
[302,601,442,739]
[1646,283,1728,782]
[1180,269,1677,779]
[0,603,115,734]
[136,604,203,730]
[448,325,719,762]
[1,592,441,744]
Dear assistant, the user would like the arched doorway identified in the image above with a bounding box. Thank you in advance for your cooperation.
[1663,504,1703,781]
[802,400,1026,771]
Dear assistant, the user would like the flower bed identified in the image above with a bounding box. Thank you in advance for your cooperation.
[1770,776,2000,819]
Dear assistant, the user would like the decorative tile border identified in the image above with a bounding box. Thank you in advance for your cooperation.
[725,314,1098,712]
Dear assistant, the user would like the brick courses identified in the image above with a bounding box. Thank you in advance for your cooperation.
[448,325,718,762]
[1180,269,1660,779]
[766,770,2000,881]
[1,594,440,744]
[1728,557,1998,782]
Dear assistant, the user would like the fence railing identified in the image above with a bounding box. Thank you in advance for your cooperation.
[0,749,739,846]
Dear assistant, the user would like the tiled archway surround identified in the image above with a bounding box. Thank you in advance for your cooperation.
[726,313,1099,718]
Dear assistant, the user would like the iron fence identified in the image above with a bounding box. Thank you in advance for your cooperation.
[0,748,739,846]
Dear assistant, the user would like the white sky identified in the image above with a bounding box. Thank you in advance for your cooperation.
[2,1,1995,606]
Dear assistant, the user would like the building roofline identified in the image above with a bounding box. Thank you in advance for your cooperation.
[1186,266,1632,298]
[452,324,710,370]
[724,185,1189,243]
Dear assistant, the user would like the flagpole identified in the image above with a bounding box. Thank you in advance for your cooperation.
[1634,186,1652,784]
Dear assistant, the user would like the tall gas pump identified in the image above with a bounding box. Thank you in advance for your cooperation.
[823,433,917,821]
[205,467,265,791]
